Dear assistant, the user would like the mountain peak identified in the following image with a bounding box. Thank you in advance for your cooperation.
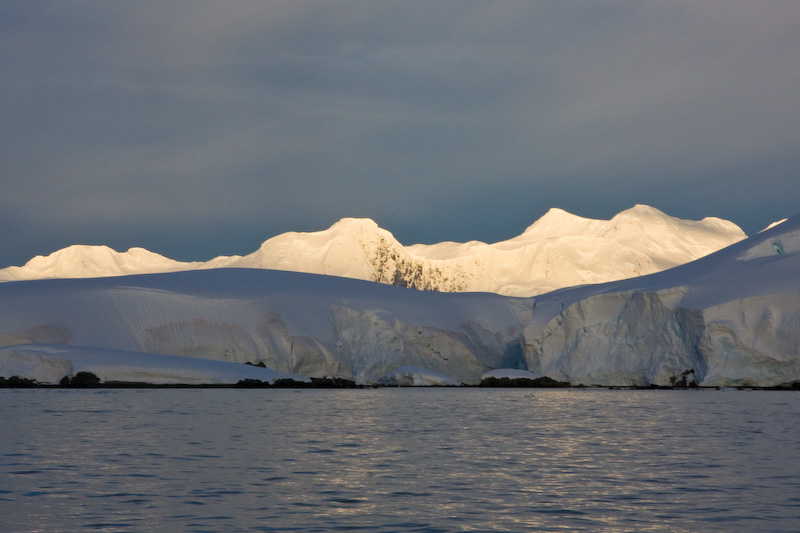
[612,204,669,220]
[330,217,381,230]
[518,208,595,240]
[526,207,585,227]
[0,206,750,295]
[2,244,192,281]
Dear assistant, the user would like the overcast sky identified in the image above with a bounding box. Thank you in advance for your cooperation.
[2,1,799,267]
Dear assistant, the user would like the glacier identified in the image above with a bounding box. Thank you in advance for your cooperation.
[0,268,531,385]
[0,205,745,297]
[0,213,797,387]
[0,344,306,386]
[521,215,800,387]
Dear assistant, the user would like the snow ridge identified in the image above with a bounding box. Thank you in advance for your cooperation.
[0,212,798,387]
[0,206,746,296]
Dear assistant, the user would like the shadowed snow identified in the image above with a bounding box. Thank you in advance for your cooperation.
[0,212,797,387]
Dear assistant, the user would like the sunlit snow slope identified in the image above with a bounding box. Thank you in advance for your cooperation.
[0,245,236,282]
[0,205,745,296]
[0,214,797,387]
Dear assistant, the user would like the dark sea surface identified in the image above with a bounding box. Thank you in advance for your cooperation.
[1,388,799,532]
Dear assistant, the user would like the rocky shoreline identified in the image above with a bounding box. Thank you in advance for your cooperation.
[3,373,799,390]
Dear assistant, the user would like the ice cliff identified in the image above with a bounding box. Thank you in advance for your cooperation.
[0,268,531,385]
[521,215,800,387]
[0,213,796,387]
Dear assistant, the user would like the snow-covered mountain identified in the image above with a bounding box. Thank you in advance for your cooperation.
[0,213,797,387]
[0,245,196,280]
[0,245,237,282]
[0,205,746,296]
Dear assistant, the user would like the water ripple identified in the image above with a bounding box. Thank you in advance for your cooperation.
[2,388,800,532]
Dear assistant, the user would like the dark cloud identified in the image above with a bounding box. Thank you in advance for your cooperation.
[2,1,799,266]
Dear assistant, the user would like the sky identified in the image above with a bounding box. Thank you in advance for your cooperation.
[2,1,800,267]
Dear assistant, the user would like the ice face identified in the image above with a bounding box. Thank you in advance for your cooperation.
[0,213,797,387]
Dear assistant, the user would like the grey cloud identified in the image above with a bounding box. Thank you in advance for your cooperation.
[1,1,799,266]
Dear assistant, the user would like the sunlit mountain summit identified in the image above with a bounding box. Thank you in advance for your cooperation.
[0,205,745,296]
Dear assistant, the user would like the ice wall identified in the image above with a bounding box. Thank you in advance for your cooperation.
[0,270,531,385]
[0,215,798,387]
[520,217,800,387]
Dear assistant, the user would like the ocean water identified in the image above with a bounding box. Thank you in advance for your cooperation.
[1,388,799,532]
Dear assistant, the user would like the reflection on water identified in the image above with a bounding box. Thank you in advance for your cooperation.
[1,388,799,532]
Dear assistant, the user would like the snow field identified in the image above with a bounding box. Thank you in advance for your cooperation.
[0,213,797,387]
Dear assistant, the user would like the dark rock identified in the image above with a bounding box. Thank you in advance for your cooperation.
[1,376,37,388]
[669,369,696,388]
[310,377,359,388]
[273,378,313,387]
[236,378,271,388]
[237,377,358,388]
[480,376,570,388]
[69,372,101,387]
